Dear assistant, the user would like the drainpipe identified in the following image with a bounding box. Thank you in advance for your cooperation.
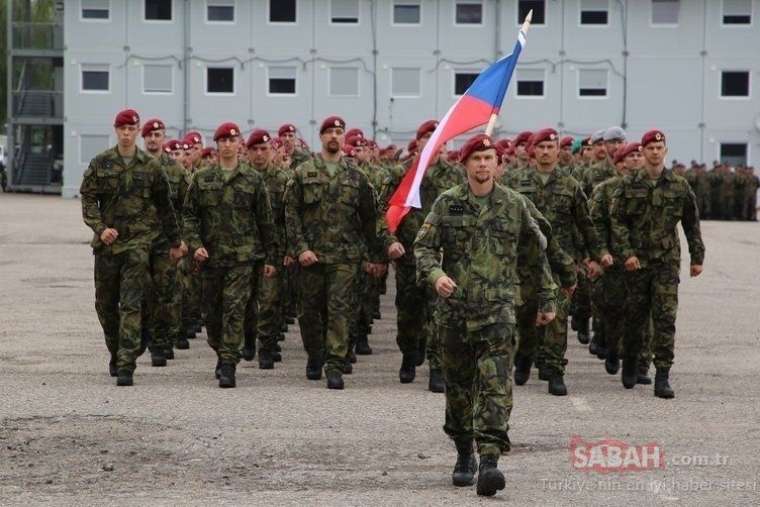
[6,0,14,188]
[616,0,628,129]
[698,0,707,162]
[183,0,190,134]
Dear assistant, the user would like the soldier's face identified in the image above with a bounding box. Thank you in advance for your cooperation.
[144,130,165,153]
[281,131,296,152]
[593,142,607,160]
[643,141,667,166]
[465,149,497,184]
[605,139,624,158]
[559,146,573,164]
[355,146,371,162]
[248,143,273,167]
[116,125,139,148]
[418,133,432,151]
[217,136,241,159]
[321,127,345,154]
[534,141,560,166]
[623,150,644,172]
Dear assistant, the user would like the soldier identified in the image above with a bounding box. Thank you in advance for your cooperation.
[141,119,190,365]
[746,166,759,221]
[201,147,217,168]
[558,136,574,169]
[381,120,466,390]
[279,123,312,170]
[503,128,602,395]
[509,131,533,171]
[80,109,183,386]
[183,122,277,388]
[181,131,206,338]
[414,134,556,497]
[283,116,384,390]
[610,130,705,398]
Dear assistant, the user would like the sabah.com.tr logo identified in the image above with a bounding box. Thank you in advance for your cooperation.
[569,436,666,473]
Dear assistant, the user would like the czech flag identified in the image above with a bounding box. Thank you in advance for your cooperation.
[385,25,529,233]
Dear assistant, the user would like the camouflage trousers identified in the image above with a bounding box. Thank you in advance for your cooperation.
[144,243,181,352]
[394,262,439,369]
[591,266,627,355]
[571,268,592,322]
[349,266,373,343]
[622,262,679,370]
[298,263,359,374]
[441,319,515,458]
[244,262,282,354]
[178,258,202,333]
[284,264,301,318]
[202,263,253,365]
[93,247,150,372]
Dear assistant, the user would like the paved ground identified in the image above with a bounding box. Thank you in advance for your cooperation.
[1,193,759,506]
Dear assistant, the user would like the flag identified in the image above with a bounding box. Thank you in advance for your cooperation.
[385,27,528,233]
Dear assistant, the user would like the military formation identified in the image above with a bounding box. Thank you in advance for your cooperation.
[81,108,720,497]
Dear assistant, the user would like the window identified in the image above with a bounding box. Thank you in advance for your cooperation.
[329,67,359,96]
[720,143,748,166]
[515,68,544,97]
[270,0,296,23]
[652,0,679,25]
[207,0,235,22]
[206,67,234,94]
[332,0,359,24]
[269,66,297,95]
[454,72,478,96]
[579,69,608,97]
[81,0,109,20]
[143,64,173,94]
[723,0,752,25]
[518,1,545,25]
[456,1,483,25]
[580,0,608,25]
[81,135,109,163]
[393,1,421,25]
[81,64,109,92]
[145,0,172,21]
[721,71,750,97]
[391,67,421,97]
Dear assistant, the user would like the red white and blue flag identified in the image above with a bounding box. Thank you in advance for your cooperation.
[385,26,529,233]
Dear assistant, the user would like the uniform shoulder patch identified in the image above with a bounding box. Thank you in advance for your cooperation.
[307,171,318,178]
[448,203,465,216]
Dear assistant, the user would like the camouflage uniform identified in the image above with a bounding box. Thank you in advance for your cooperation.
[183,163,277,365]
[80,146,180,373]
[610,169,705,371]
[414,183,556,458]
[283,154,381,375]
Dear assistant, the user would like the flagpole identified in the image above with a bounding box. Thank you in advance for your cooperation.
[484,10,533,138]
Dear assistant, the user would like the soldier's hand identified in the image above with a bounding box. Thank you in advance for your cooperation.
[100,228,119,245]
[624,256,641,271]
[587,260,603,280]
[179,241,188,257]
[169,246,185,263]
[562,284,577,298]
[387,242,406,260]
[299,250,319,267]
[263,264,277,278]
[283,256,295,267]
[194,247,209,263]
[690,264,703,277]
[434,275,457,298]
[366,262,387,278]
[600,254,614,268]
[536,312,556,326]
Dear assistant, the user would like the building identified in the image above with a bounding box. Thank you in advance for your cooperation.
[9,0,760,197]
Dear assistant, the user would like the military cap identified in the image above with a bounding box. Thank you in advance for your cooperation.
[271,138,283,150]
[613,142,642,164]
[319,116,346,134]
[459,134,496,163]
[407,139,418,153]
[278,124,297,137]
[342,144,357,157]
[184,131,204,146]
[346,135,367,148]
[530,128,559,146]
[213,122,241,142]
[590,129,606,144]
[581,137,593,147]
[416,120,438,140]
[141,118,165,137]
[163,139,181,153]
[513,131,533,147]
[641,129,666,147]
[246,129,271,148]
[345,128,364,140]
[560,136,574,148]
[603,126,626,142]
[113,109,140,128]
[201,147,217,158]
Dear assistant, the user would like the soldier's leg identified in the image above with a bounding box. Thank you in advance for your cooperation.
[149,248,176,359]
[94,252,121,369]
[394,263,427,359]
[257,264,282,367]
[572,272,592,344]
[599,269,626,373]
[323,263,359,376]
[242,263,261,361]
[651,264,679,372]
[116,248,151,373]
[540,288,570,377]
[441,319,476,448]
[202,267,224,357]
[621,268,654,386]
[514,295,538,385]
[350,266,373,356]
[218,264,253,366]
[426,297,442,371]
[298,264,327,360]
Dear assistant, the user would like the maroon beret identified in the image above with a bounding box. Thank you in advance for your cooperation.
[530,128,559,146]
[514,131,533,147]
[163,139,180,153]
[246,129,272,148]
[641,129,666,147]
[496,139,512,154]
[213,122,241,142]
[345,128,365,140]
[459,134,497,163]
[320,116,346,134]
[141,118,165,137]
[342,144,356,157]
[201,147,217,158]
[113,109,140,128]
[184,131,204,146]
[614,142,642,164]
[271,138,283,150]
[407,139,418,153]
[278,124,297,137]
[416,120,438,140]
[560,136,574,148]
[346,134,367,147]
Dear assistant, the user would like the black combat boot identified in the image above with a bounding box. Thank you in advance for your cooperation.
[538,365,551,381]
[355,334,373,355]
[415,339,427,367]
[150,348,167,367]
[654,368,675,399]
[272,350,282,362]
[281,322,288,333]
[218,363,236,388]
[476,455,505,497]
[139,328,151,357]
[452,442,477,487]
[399,354,416,383]
[306,355,323,380]
[175,337,190,350]
[326,370,344,390]
[637,364,652,385]
[576,317,590,344]
[108,355,118,377]
[214,358,222,379]
[513,354,532,386]
[258,350,274,370]
[185,325,197,340]
[116,369,133,387]
[605,349,620,375]
[548,374,568,396]
[164,346,175,360]
[342,357,353,375]
[241,334,256,361]
[621,359,637,389]
[285,316,295,325]
[428,369,445,393]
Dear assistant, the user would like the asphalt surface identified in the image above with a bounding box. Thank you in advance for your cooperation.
[1,193,759,506]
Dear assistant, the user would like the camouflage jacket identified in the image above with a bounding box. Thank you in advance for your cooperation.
[253,161,290,259]
[284,154,381,264]
[581,159,617,200]
[414,183,557,331]
[183,162,277,268]
[290,148,312,171]
[610,169,705,268]
[503,165,601,262]
[153,152,189,250]
[590,176,622,262]
[80,146,180,255]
